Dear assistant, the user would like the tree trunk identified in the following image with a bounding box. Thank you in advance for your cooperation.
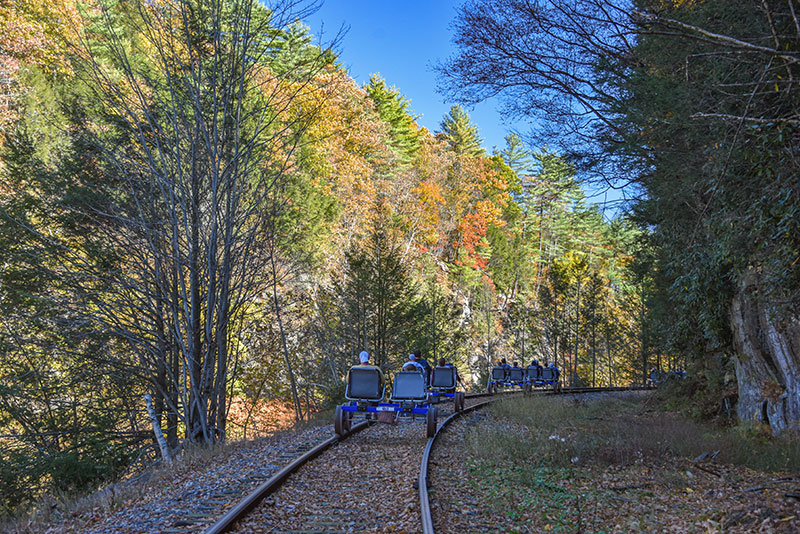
[553,307,559,369]
[167,343,179,448]
[730,273,800,434]
[591,322,596,388]
[572,278,581,386]
[189,173,206,442]
[640,286,647,385]
[144,394,172,464]
[272,255,303,422]
[605,316,613,387]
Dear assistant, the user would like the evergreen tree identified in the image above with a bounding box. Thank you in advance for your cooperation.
[438,105,484,157]
[366,74,422,163]
[403,274,466,372]
[497,132,533,175]
[0,75,138,514]
[270,20,338,78]
[322,198,421,372]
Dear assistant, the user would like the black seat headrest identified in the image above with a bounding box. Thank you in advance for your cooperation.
[431,366,456,388]
[347,367,384,401]
[491,366,507,380]
[390,371,428,401]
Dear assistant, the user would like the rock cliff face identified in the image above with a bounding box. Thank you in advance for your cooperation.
[731,275,800,433]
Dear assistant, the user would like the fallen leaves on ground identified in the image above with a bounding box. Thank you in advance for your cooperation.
[429,396,799,533]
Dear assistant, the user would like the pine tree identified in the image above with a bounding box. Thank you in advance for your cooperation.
[438,105,483,157]
[323,197,421,372]
[497,133,532,175]
[270,20,337,78]
[366,74,422,163]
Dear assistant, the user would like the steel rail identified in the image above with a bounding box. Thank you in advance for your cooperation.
[203,420,371,534]
[419,397,496,534]
[204,392,489,534]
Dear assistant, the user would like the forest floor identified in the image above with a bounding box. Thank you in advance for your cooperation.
[3,414,331,534]
[6,391,800,533]
[429,392,800,533]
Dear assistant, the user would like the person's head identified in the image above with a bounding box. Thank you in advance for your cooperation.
[532,360,539,366]
[438,358,446,367]
[359,351,370,364]
[408,353,416,361]
[513,361,519,367]
[549,362,555,368]
[501,358,507,365]
[413,349,422,359]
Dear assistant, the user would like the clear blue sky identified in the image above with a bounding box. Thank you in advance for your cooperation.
[303,0,524,154]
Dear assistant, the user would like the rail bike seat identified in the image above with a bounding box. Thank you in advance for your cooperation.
[508,368,524,382]
[390,371,429,402]
[430,366,457,390]
[527,365,542,380]
[345,367,385,402]
[541,368,556,381]
[491,366,507,381]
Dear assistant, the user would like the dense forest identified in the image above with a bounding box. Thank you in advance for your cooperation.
[437,0,798,433]
[0,0,796,516]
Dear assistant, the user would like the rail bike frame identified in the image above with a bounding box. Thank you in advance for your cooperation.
[334,369,438,437]
[339,400,431,418]
[526,367,561,390]
[487,367,532,394]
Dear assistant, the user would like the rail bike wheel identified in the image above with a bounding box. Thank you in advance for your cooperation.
[426,406,438,438]
[455,391,465,412]
[334,405,350,436]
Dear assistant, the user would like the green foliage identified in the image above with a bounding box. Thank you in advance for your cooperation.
[438,104,484,157]
[462,460,577,532]
[318,205,422,372]
[276,160,340,267]
[366,74,422,162]
[269,20,338,77]
[496,132,533,175]
[614,1,800,379]
[412,276,468,368]
[1,60,138,515]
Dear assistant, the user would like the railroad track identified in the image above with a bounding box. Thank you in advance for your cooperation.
[154,432,362,534]
[195,386,650,534]
[211,394,489,533]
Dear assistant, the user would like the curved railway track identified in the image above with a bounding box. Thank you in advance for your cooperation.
[195,386,650,534]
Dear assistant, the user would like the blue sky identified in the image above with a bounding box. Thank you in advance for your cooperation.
[303,1,524,154]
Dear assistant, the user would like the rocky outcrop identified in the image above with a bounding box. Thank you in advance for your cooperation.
[730,274,800,433]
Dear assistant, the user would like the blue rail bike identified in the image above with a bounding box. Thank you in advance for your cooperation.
[334,368,439,438]
[487,366,532,394]
[526,365,562,391]
[427,365,466,412]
